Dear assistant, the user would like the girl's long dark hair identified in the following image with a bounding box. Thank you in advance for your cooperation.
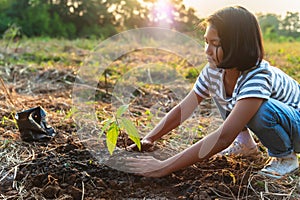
[203,6,264,71]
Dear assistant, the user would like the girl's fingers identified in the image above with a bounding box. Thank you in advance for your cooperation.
[127,141,154,152]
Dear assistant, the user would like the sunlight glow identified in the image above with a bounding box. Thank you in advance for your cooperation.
[151,0,174,26]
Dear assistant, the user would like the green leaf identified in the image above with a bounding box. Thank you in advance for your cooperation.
[106,122,119,155]
[65,107,78,119]
[119,117,141,151]
[99,118,113,137]
[116,104,129,118]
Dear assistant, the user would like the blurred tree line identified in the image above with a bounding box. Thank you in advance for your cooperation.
[0,0,299,41]
[258,12,300,41]
[0,0,200,39]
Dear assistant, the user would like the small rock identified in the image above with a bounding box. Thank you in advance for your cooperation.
[42,185,60,199]
[67,186,82,200]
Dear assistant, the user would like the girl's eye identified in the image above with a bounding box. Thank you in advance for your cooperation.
[205,38,221,47]
[212,41,221,47]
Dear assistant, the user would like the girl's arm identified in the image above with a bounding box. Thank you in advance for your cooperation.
[127,97,264,177]
[143,90,203,143]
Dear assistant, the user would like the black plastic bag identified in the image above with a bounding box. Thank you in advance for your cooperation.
[15,106,56,142]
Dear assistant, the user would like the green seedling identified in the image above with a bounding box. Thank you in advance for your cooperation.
[1,113,18,128]
[64,107,79,120]
[100,104,141,155]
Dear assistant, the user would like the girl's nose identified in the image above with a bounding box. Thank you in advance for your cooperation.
[205,43,213,55]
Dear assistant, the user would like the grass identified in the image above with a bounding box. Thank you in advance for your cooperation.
[0,37,300,199]
[0,37,299,148]
[1,38,299,140]
[264,41,300,81]
[1,37,299,77]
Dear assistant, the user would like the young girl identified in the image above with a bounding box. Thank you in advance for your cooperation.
[127,6,300,179]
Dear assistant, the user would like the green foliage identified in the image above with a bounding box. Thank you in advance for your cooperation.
[64,107,79,120]
[0,13,13,34]
[1,114,18,128]
[280,12,300,38]
[101,105,141,155]
[257,13,280,41]
[0,0,201,38]
[264,41,300,82]
[48,12,76,38]
[78,24,117,39]
[1,0,300,41]
[20,3,50,36]
[185,68,199,80]
[2,23,21,52]
[106,122,119,155]
[258,12,300,42]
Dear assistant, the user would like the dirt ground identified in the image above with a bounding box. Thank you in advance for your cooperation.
[1,48,300,200]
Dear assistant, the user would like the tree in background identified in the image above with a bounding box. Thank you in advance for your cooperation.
[0,0,201,38]
[257,11,300,41]
[0,0,76,38]
[280,12,300,39]
[144,0,200,32]
[1,0,299,40]
[257,13,281,41]
[109,0,150,29]
[30,0,115,38]
[0,0,15,34]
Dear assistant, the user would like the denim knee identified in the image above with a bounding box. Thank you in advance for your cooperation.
[247,99,295,157]
[247,99,276,131]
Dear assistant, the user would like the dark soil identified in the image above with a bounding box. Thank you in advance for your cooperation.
[1,49,300,200]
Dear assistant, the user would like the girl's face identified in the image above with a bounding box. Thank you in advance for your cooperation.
[204,24,223,68]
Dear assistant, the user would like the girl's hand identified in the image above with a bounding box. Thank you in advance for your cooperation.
[127,138,154,152]
[126,156,169,177]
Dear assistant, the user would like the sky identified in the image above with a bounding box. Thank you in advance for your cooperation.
[182,0,300,17]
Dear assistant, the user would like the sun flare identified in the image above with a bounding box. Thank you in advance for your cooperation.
[151,0,174,25]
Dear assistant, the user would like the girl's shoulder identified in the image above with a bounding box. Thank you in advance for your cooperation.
[238,60,273,84]
[259,60,289,76]
[258,60,285,72]
[243,60,296,83]
[243,59,283,77]
[242,60,271,76]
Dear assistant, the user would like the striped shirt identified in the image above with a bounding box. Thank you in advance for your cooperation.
[193,60,300,115]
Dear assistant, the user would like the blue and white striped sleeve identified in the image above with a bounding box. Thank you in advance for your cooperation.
[236,69,272,101]
[193,65,211,98]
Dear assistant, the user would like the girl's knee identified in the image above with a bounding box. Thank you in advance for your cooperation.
[247,99,276,131]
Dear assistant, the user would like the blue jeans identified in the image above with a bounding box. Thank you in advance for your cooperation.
[247,98,300,157]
